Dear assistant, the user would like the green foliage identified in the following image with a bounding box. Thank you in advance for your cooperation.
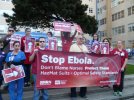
[126,64,134,75]
[4,0,98,34]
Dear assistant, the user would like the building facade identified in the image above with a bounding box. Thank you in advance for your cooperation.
[0,0,13,36]
[82,0,97,18]
[97,0,134,48]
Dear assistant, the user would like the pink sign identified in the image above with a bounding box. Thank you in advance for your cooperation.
[54,21,71,32]
[10,35,21,50]
[91,44,100,53]
[2,65,25,83]
[25,38,35,53]
[100,43,110,54]
[48,37,57,51]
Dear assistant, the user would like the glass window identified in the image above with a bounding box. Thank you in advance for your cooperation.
[121,10,124,18]
[132,6,134,14]
[112,15,114,21]
[118,12,121,19]
[128,7,132,16]
[115,13,117,20]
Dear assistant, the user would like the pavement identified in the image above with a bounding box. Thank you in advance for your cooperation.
[1,75,134,100]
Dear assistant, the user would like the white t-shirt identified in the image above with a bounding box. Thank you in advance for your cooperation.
[70,43,89,53]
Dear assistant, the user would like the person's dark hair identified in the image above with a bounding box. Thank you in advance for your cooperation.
[92,33,99,41]
[25,28,31,32]
[47,32,53,37]
[13,41,20,46]
[8,26,15,32]
[0,39,3,43]
[39,37,46,41]
[102,38,111,46]
[8,26,14,30]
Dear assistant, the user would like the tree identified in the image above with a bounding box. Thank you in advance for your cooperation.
[4,0,98,34]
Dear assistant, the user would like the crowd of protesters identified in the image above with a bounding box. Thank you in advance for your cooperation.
[0,26,128,100]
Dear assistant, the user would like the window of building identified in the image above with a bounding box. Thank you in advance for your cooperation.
[118,12,121,19]
[112,10,124,21]
[120,10,124,18]
[128,7,132,16]
[132,6,134,14]
[100,18,106,25]
[128,23,134,32]
[112,25,125,35]
[111,0,124,8]
[89,8,93,13]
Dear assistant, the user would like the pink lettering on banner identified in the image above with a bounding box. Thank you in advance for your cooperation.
[54,21,71,32]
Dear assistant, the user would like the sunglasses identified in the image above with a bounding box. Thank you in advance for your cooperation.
[39,41,45,43]
[14,45,20,47]
[78,38,83,40]
[8,30,14,32]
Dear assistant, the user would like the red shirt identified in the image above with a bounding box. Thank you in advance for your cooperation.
[30,47,48,74]
[112,48,128,68]
[21,36,31,64]
[61,35,74,52]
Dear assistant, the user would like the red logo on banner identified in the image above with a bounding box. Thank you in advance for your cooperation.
[25,38,35,53]
[54,21,71,32]
[48,37,57,51]
[2,65,25,83]
[36,51,121,89]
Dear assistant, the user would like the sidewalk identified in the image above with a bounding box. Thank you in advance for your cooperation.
[2,74,134,100]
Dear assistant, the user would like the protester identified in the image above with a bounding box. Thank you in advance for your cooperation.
[112,40,128,96]
[0,26,15,91]
[29,37,48,100]
[5,41,26,100]
[69,35,89,100]
[91,33,99,45]
[91,34,100,54]
[47,32,53,38]
[102,38,113,52]
[0,40,6,100]
[2,26,15,53]
[21,28,32,87]
[61,30,77,52]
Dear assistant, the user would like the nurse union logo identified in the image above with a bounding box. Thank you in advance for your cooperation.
[40,80,52,85]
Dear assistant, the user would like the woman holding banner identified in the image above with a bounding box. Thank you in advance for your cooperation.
[91,34,100,54]
[112,40,128,96]
[5,41,26,100]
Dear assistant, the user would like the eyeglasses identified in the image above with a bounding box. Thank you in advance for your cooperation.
[14,45,20,47]
[8,30,14,32]
[78,38,83,40]
[39,41,45,43]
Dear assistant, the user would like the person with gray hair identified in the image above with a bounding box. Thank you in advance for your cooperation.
[69,34,89,100]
